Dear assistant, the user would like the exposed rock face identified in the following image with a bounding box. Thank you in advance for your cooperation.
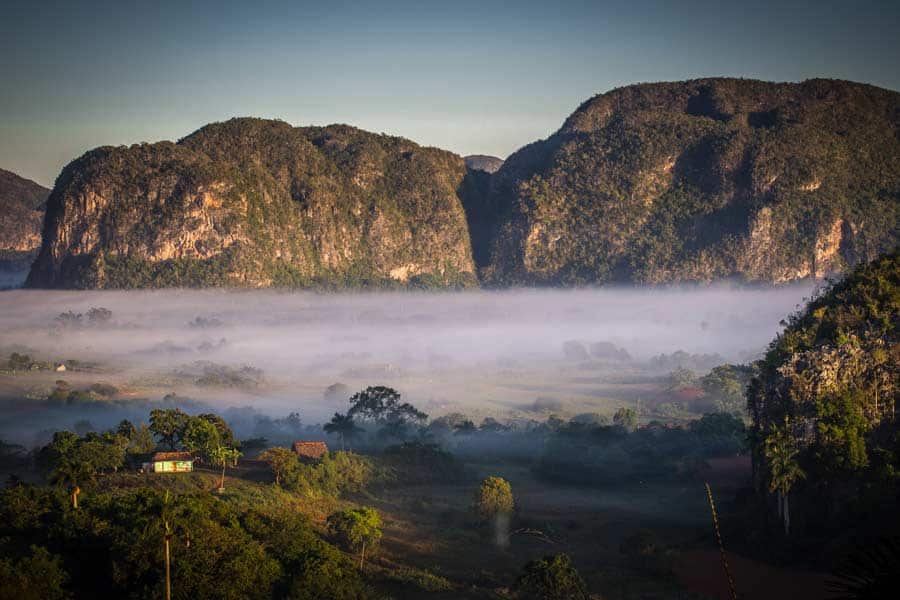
[23,79,900,290]
[464,155,504,174]
[0,168,50,275]
[27,119,477,288]
[482,78,900,285]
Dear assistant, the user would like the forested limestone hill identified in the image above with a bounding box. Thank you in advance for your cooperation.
[748,250,899,538]
[0,168,49,271]
[24,79,900,289]
[481,78,900,285]
[27,119,477,289]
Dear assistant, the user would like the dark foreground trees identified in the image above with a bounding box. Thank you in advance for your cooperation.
[748,251,899,539]
[514,553,589,600]
[0,484,371,600]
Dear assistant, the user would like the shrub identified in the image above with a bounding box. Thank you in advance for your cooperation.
[514,553,588,600]
[473,476,514,521]
[326,507,383,568]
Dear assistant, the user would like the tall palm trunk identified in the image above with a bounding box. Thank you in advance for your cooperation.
[783,492,790,535]
[359,540,366,570]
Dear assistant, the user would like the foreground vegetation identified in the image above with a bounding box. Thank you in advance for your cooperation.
[744,251,899,588]
[2,251,898,597]
[1,380,753,599]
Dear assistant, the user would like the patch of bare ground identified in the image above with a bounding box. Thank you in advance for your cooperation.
[673,549,831,600]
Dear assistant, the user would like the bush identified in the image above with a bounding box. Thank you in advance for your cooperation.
[0,545,69,600]
[326,507,383,568]
[473,476,514,521]
[286,451,374,497]
[382,441,464,483]
[514,553,588,600]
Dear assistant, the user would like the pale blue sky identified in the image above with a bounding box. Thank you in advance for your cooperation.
[2,0,899,186]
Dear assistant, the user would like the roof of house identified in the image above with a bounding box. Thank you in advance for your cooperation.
[151,451,194,462]
[291,441,328,459]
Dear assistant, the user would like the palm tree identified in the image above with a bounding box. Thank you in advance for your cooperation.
[50,458,95,509]
[764,416,806,535]
[209,446,241,491]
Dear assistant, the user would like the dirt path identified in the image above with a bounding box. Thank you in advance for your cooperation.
[673,548,832,600]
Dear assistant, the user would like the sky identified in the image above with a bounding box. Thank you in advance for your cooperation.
[2,0,899,187]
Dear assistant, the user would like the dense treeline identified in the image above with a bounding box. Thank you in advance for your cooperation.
[747,251,899,543]
[0,485,369,599]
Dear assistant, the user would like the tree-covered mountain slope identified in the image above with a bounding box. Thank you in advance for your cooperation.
[26,119,477,289]
[0,168,49,271]
[747,250,899,536]
[24,79,900,289]
[482,78,900,285]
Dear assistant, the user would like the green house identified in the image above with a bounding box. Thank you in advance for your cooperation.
[145,451,194,473]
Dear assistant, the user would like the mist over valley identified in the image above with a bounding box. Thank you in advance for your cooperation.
[0,285,812,444]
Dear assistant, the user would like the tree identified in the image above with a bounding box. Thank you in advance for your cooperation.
[347,386,427,426]
[326,507,382,569]
[0,545,69,600]
[323,413,362,450]
[258,447,297,486]
[37,431,80,471]
[668,366,697,390]
[479,417,510,432]
[209,446,241,490]
[50,458,95,509]
[86,306,112,324]
[181,418,221,459]
[613,407,638,431]
[116,419,136,439]
[426,413,468,437]
[77,432,128,473]
[197,413,237,448]
[149,409,191,450]
[701,364,752,414]
[514,553,589,600]
[128,424,157,454]
[474,476,514,521]
[764,417,806,535]
[454,420,477,436]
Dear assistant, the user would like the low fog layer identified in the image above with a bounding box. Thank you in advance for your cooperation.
[0,286,815,433]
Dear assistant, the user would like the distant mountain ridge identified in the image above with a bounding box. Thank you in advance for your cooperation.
[21,78,900,289]
[464,155,504,174]
[0,168,49,273]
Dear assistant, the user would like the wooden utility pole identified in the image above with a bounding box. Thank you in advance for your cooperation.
[705,482,737,600]
[163,491,172,600]
[164,528,172,600]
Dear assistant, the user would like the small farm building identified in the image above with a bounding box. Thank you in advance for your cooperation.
[144,451,194,473]
[292,441,328,462]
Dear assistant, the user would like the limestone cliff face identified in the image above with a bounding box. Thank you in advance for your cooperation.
[27,120,476,288]
[22,80,900,290]
[483,78,900,285]
[0,168,49,270]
